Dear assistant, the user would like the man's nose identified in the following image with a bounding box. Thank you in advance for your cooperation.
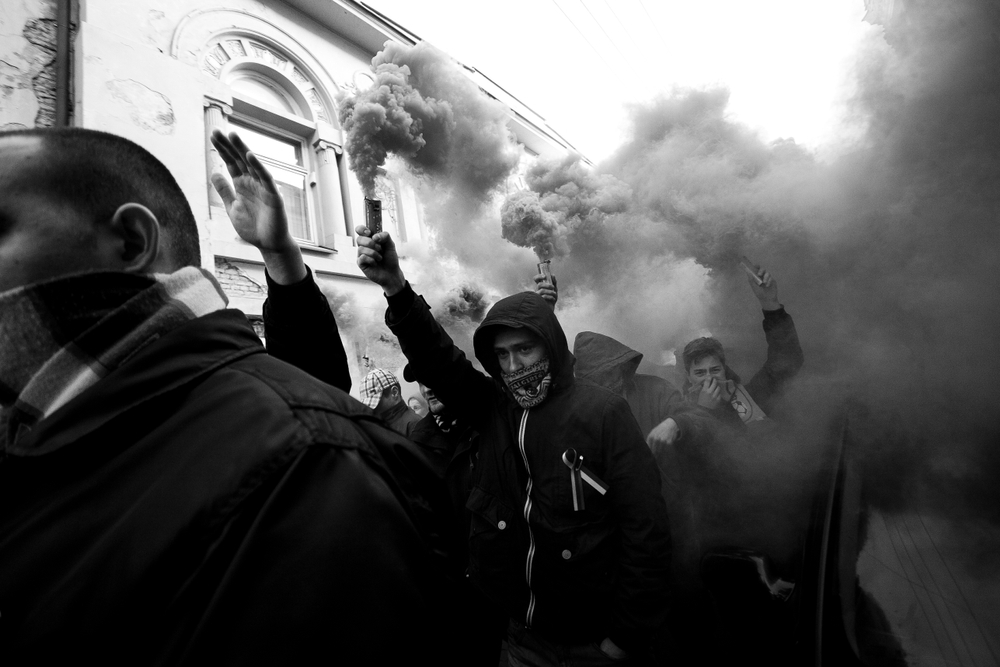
[508,355,525,372]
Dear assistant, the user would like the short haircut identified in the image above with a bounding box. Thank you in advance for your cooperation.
[0,127,200,267]
[682,337,726,372]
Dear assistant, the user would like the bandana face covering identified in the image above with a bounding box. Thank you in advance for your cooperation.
[501,358,552,409]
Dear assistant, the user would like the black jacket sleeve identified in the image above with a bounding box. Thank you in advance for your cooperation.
[385,283,497,425]
[745,307,804,414]
[262,267,352,392]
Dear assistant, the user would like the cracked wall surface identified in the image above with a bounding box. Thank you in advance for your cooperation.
[0,0,61,129]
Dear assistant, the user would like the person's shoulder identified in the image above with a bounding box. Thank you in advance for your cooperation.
[226,353,362,414]
[207,352,378,455]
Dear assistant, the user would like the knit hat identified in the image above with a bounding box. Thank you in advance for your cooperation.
[360,368,399,409]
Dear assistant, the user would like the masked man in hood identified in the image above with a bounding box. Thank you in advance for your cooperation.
[357,228,672,666]
[0,128,459,665]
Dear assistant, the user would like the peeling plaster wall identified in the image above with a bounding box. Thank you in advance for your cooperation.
[0,0,60,129]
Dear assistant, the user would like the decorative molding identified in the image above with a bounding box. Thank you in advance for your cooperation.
[313,138,342,154]
[203,96,233,115]
[170,8,342,127]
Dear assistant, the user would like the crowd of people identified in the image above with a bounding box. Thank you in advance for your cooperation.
[0,127,803,666]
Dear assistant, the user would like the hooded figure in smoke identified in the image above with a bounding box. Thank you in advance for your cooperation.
[356,227,672,664]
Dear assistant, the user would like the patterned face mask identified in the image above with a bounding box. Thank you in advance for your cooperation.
[501,358,552,409]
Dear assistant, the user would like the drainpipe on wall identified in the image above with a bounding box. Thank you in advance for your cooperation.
[54,0,72,127]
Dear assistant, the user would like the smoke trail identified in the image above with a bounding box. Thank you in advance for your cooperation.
[439,284,489,326]
[338,41,519,200]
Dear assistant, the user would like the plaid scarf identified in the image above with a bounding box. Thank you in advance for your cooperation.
[0,267,228,454]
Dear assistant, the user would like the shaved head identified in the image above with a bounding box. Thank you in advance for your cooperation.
[0,128,200,270]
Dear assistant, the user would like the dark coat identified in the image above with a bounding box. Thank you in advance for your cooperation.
[573,331,682,437]
[381,399,423,438]
[386,285,672,653]
[262,266,352,391]
[0,310,457,666]
[408,413,480,567]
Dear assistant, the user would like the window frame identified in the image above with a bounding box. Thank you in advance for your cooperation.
[227,108,322,248]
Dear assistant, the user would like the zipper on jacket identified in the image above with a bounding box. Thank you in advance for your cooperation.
[517,409,537,627]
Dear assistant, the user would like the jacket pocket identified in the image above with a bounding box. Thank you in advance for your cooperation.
[466,486,520,590]
[467,486,517,538]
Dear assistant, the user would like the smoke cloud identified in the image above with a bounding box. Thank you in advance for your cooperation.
[338,41,519,200]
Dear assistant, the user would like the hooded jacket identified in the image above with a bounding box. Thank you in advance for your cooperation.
[0,310,458,665]
[573,332,682,437]
[385,285,671,653]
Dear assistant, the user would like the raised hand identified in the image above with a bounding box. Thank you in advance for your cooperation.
[355,226,406,296]
[211,129,305,284]
[742,257,780,311]
[533,272,558,308]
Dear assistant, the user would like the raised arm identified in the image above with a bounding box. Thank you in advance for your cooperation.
[356,228,496,422]
[211,130,351,391]
[740,260,803,412]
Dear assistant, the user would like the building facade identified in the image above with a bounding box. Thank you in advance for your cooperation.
[1,0,579,393]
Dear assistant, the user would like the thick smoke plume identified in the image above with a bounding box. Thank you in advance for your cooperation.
[500,155,631,261]
[499,190,560,260]
[338,41,519,199]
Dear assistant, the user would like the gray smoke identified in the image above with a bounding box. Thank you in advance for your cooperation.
[338,41,520,200]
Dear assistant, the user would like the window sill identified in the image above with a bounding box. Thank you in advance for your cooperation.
[297,241,335,255]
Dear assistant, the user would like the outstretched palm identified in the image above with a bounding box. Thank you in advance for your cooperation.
[210,129,292,253]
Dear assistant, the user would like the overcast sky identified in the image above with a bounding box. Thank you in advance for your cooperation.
[364,0,877,163]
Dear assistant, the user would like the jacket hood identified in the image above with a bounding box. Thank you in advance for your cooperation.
[473,292,575,388]
[573,331,641,396]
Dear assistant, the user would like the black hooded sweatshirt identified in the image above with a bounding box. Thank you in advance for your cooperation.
[385,285,671,654]
[573,332,682,437]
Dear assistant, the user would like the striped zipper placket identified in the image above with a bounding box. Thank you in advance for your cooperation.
[516,409,537,627]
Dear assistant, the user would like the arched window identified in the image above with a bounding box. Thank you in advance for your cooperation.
[202,34,349,249]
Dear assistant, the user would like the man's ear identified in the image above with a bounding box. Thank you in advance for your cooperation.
[108,203,161,273]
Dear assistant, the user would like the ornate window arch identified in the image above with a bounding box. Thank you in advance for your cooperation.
[202,34,333,126]
[197,29,351,250]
